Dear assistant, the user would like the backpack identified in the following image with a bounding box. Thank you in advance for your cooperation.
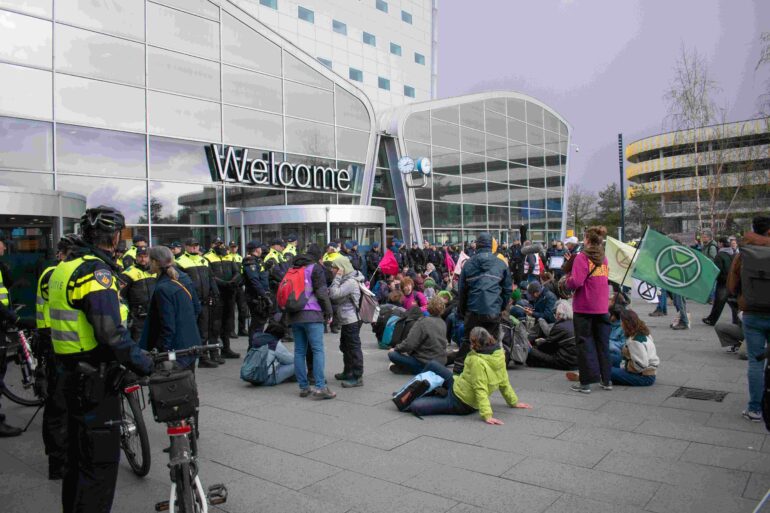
[739,246,770,312]
[392,370,446,412]
[380,315,402,349]
[240,345,273,385]
[501,321,530,366]
[276,264,316,313]
[374,304,405,342]
[389,307,424,349]
[355,283,380,324]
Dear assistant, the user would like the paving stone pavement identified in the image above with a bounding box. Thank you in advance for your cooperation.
[1,301,769,513]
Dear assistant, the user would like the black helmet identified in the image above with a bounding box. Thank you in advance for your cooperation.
[57,233,80,252]
[80,206,125,235]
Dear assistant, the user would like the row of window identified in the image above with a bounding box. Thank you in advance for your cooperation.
[260,0,413,24]
[313,59,417,98]
[374,0,414,25]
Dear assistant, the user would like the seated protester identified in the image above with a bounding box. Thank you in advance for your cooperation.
[512,281,557,323]
[540,272,558,298]
[409,327,532,424]
[423,278,437,301]
[413,272,426,292]
[400,277,428,311]
[375,276,396,304]
[608,303,627,367]
[250,322,296,386]
[388,296,449,374]
[402,265,417,281]
[424,263,441,285]
[715,318,747,358]
[526,300,577,371]
[611,309,659,387]
[387,290,404,306]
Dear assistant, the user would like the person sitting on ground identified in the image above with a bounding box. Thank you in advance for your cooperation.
[408,327,532,424]
[424,262,441,285]
[610,309,659,387]
[540,272,558,297]
[400,277,427,311]
[608,300,627,367]
[387,290,404,306]
[526,300,577,371]
[250,321,296,386]
[423,278,437,301]
[513,281,556,323]
[388,296,449,374]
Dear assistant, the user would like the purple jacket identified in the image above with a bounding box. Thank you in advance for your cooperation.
[565,252,609,315]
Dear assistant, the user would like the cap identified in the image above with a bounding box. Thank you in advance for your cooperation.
[564,236,578,245]
[213,236,224,244]
[326,241,336,249]
[135,246,148,256]
[270,238,284,247]
[344,241,354,250]
[228,240,238,247]
[246,240,259,251]
[286,234,298,243]
[132,234,147,244]
[372,242,380,248]
[170,241,182,248]
[351,240,358,247]
[184,238,200,246]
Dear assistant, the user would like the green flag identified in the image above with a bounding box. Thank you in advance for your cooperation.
[631,228,719,304]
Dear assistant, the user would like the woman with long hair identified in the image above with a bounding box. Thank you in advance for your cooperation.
[565,226,611,394]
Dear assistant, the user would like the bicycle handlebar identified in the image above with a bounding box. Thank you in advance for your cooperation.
[148,343,223,363]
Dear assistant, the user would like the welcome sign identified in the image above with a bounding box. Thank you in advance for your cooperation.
[208,144,352,192]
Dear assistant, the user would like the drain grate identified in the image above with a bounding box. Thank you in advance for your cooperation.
[670,387,728,402]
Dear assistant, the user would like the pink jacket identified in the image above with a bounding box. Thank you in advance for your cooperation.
[565,252,609,315]
[402,291,428,312]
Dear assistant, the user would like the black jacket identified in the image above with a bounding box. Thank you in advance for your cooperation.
[242,254,268,299]
[346,249,363,272]
[527,318,576,370]
[366,249,382,276]
[458,248,512,317]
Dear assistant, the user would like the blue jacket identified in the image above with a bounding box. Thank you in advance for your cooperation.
[140,270,201,368]
[458,248,512,316]
[609,320,625,354]
[532,289,557,323]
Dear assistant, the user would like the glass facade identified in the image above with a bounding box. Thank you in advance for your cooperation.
[400,97,568,243]
[0,1,374,248]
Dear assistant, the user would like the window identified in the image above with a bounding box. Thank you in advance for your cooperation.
[414,52,425,65]
[390,43,402,56]
[376,0,388,13]
[298,6,314,23]
[401,10,412,24]
[259,0,277,9]
[363,32,376,46]
[332,19,347,35]
[378,77,390,90]
[317,57,332,69]
[404,85,415,98]
[349,67,363,82]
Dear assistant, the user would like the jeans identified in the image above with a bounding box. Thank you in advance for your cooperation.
[705,284,740,325]
[573,312,612,386]
[454,313,501,374]
[672,294,688,326]
[292,322,326,389]
[742,313,770,413]
[339,321,364,378]
[266,363,296,386]
[409,361,476,417]
[655,289,668,314]
[388,351,425,374]
[611,367,656,386]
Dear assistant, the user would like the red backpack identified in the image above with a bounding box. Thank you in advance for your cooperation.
[276,264,319,313]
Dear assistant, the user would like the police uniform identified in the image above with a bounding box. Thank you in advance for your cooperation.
[204,246,241,357]
[49,244,151,513]
[282,236,298,264]
[36,263,68,477]
[242,243,269,335]
[121,245,137,269]
[176,246,219,363]
[226,244,249,336]
[120,258,157,343]
[0,260,24,437]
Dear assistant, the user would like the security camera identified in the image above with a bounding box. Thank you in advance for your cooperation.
[574,146,580,153]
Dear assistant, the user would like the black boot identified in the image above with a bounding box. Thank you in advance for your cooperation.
[220,339,240,359]
[212,349,226,364]
[198,358,219,368]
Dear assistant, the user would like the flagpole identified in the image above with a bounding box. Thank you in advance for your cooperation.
[614,225,648,305]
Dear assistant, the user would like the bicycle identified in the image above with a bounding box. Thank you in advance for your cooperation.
[1,318,44,407]
[118,373,151,477]
[146,343,227,513]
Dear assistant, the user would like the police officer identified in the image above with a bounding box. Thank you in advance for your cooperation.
[113,241,126,271]
[344,240,363,272]
[242,241,270,335]
[365,242,382,280]
[282,234,298,263]
[204,238,241,359]
[48,206,152,512]
[36,234,78,476]
[120,246,157,343]
[322,241,341,263]
[170,241,183,260]
[226,241,249,337]
[176,238,220,368]
[122,234,147,269]
[0,238,23,437]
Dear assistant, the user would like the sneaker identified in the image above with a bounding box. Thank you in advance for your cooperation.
[742,410,762,422]
[725,345,739,354]
[334,372,350,381]
[388,363,410,375]
[312,387,337,400]
[565,371,580,382]
[340,378,363,388]
[600,382,613,391]
[702,318,715,326]
[221,349,241,359]
[648,310,666,317]
[570,383,591,394]
[671,323,689,330]
[670,316,680,328]
[299,387,313,398]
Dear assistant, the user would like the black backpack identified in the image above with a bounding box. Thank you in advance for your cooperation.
[389,306,424,348]
[739,245,770,312]
[373,304,406,341]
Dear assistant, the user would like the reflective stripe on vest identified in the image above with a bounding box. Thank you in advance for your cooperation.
[0,268,8,307]
[48,256,111,354]
[36,265,58,329]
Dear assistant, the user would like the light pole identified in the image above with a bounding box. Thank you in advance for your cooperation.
[618,133,625,241]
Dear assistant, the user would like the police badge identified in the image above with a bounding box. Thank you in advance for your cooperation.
[94,269,113,289]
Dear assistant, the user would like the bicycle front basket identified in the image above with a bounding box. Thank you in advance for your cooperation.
[148,370,197,423]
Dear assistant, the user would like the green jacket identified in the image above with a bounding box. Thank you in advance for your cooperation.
[452,348,519,420]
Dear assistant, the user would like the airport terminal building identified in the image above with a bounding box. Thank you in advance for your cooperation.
[0,0,570,299]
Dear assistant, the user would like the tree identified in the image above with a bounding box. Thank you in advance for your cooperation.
[663,44,721,231]
[594,183,621,237]
[565,184,596,235]
[626,189,662,238]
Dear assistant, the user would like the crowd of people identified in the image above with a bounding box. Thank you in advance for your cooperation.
[0,203,769,513]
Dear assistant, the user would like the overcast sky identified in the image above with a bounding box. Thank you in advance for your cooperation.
[437,0,770,191]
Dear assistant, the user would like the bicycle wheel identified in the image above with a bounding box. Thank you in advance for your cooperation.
[1,343,43,407]
[174,462,199,513]
[121,392,151,477]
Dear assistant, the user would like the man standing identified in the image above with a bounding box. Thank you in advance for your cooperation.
[120,246,157,343]
[227,240,249,337]
[243,241,270,335]
[282,234,298,263]
[453,232,512,374]
[366,242,382,280]
[170,241,183,260]
[701,230,718,260]
[176,238,220,367]
[703,237,739,326]
[0,238,23,437]
[345,240,363,272]
[49,206,152,512]
[204,238,241,359]
[121,234,148,269]
[728,216,770,422]
[323,242,341,263]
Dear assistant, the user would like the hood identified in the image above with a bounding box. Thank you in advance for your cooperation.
[341,270,365,284]
[332,256,355,276]
[472,348,507,371]
[741,232,770,247]
[250,332,278,351]
[293,254,317,267]
[476,232,492,251]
